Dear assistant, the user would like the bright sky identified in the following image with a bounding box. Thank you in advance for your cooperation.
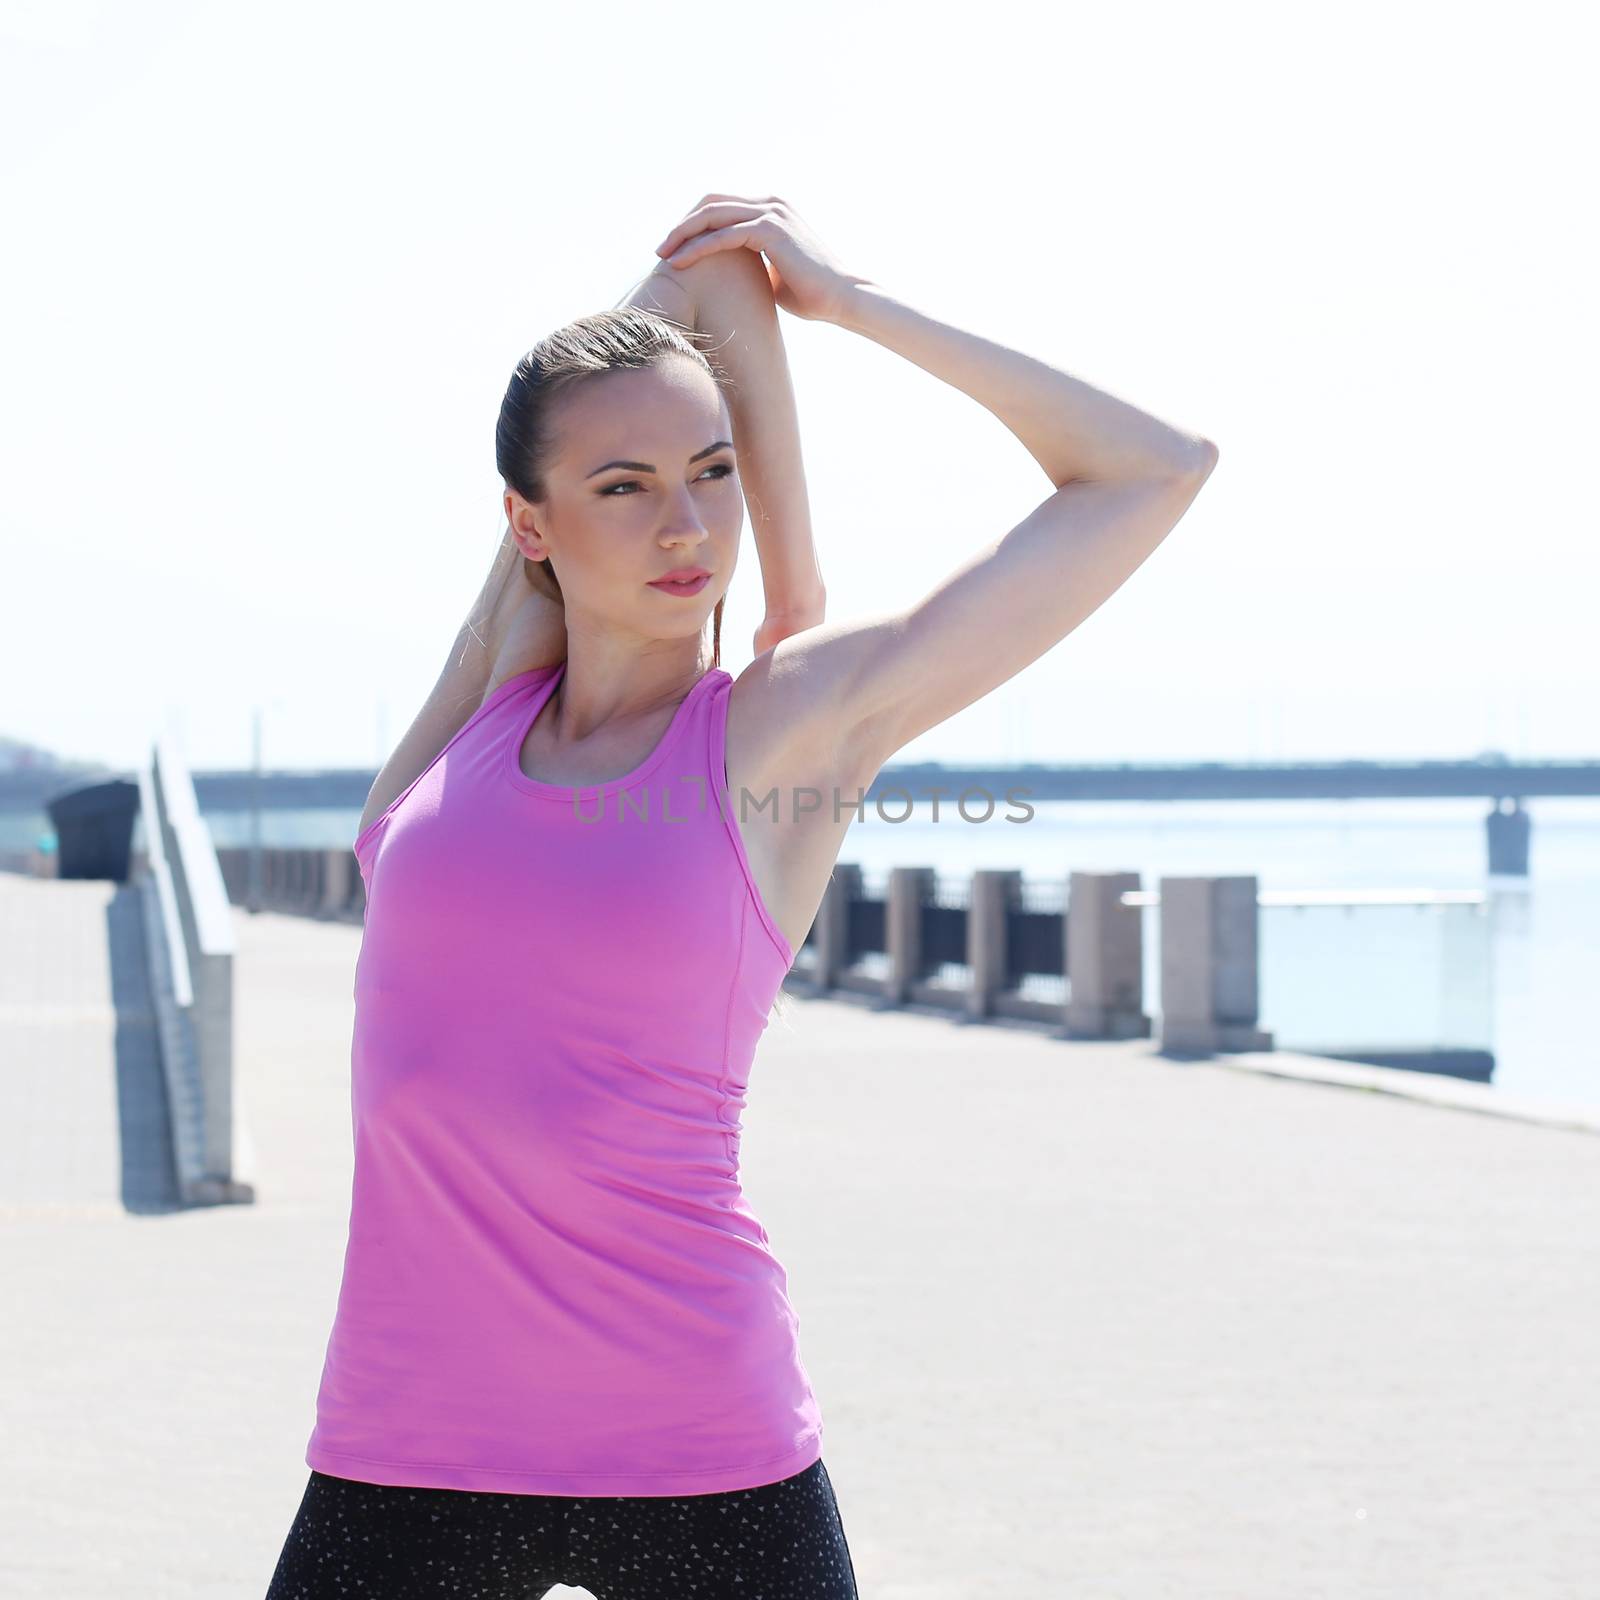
[4,0,1593,777]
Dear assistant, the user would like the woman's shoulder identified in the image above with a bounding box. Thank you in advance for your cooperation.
[480,658,562,714]
[723,636,884,811]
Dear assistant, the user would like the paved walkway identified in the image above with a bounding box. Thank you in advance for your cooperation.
[2,870,1597,1598]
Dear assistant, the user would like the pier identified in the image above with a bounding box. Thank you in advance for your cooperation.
[3,849,1596,1594]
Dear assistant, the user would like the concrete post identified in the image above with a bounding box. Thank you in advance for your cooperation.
[1063,870,1152,1039]
[1486,798,1530,876]
[966,869,1021,1021]
[303,848,324,914]
[191,940,237,1182]
[320,849,356,919]
[1158,875,1274,1055]
[811,862,861,994]
[885,866,936,1005]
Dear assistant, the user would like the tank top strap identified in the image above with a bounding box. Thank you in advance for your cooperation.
[485,662,562,716]
[651,664,729,791]
[611,663,725,814]
[700,667,734,801]
[353,662,561,872]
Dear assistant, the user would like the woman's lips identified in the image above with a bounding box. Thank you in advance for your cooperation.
[647,573,711,596]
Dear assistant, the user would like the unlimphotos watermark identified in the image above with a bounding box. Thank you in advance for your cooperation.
[553,777,1037,826]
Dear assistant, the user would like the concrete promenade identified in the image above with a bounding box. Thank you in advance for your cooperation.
[2,870,1597,1598]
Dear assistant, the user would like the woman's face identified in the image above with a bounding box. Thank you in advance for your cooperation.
[508,357,741,644]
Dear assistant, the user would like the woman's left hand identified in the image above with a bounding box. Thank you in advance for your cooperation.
[654,195,866,325]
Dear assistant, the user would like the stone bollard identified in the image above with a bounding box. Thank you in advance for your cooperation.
[810,862,862,995]
[318,849,353,919]
[1063,870,1152,1040]
[965,868,1021,1021]
[885,866,936,1006]
[1157,875,1274,1055]
[1486,798,1530,876]
[302,848,324,915]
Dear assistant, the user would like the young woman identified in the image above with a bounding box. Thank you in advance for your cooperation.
[265,194,1217,1599]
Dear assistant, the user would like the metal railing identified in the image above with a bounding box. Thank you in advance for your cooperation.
[133,736,254,1204]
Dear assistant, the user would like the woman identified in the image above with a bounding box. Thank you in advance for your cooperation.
[265,194,1217,1599]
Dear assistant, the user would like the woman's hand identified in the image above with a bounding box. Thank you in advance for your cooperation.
[471,531,567,690]
[485,582,567,690]
[753,592,827,659]
[653,195,867,326]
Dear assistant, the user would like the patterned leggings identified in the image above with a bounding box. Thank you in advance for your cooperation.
[263,1456,859,1599]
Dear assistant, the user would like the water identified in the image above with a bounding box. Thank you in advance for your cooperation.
[823,795,1599,1118]
[15,796,1598,1119]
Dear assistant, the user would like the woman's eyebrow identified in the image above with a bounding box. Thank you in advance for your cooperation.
[585,439,735,478]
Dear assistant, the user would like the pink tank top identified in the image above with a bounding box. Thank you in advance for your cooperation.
[305,661,821,1496]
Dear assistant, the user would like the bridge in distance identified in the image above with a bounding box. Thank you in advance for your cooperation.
[6,756,1597,878]
[845,757,1595,875]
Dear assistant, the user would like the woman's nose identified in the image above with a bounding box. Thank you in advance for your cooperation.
[660,512,712,546]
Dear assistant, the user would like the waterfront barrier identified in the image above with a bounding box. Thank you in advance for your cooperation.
[213,846,1277,1056]
[131,739,255,1205]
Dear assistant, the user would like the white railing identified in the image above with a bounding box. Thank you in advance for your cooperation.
[133,735,254,1204]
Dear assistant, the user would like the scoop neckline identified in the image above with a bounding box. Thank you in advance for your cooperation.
[503,660,727,801]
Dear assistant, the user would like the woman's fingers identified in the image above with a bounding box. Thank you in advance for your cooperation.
[650,194,850,323]
[655,203,757,257]
[655,197,774,259]
[661,217,769,269]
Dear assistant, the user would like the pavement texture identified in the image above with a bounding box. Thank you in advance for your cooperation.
[3,870,1598,1599]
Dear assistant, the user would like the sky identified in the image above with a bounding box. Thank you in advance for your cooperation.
[3,0,1594,777]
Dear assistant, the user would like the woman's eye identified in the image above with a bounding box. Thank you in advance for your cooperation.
[598,462,733,497]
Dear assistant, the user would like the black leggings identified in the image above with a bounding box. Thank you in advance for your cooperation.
[264,1456,859,1599]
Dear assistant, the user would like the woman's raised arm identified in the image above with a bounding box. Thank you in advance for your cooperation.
[824,279,1216,760]
[615,244,826,655]
[355,533,563,843]
[653,198,1217,776]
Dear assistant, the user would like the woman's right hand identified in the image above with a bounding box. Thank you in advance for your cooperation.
[753,593,827,658]
[473,530,566,685]
[485,581,567,690]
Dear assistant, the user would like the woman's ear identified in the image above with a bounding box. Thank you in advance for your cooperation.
[507,521,543,563]
[504,494,551,563]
